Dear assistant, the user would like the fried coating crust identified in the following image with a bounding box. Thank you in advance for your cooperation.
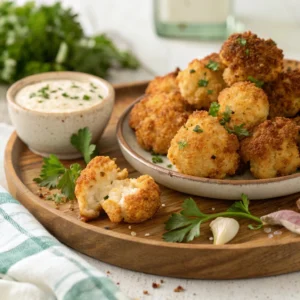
[240,118,300,179]
[220,31,283,86]
[167,111,240,179]
[129,92,191,154]
[75,156,128,221]
[75,156,161,223]
[102,175,161,223]
[218,82,269,131]
[176,53,226,109]
[145,68,180,94]
[264,70,300,118]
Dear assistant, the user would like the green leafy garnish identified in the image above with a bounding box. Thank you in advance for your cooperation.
[208,102,220,117]
[198,79,208,87]
[225,124,250,137]
[178,140,188,149]
[205,60,219,71]
[152,155,163,164]
[62,92,69,98]
[33,155,81,200]
[167,164,173,168]
[83,95,90,101]
[98,95,103,99]
[247,76,264,88]
[219,106,232,125]
[163,194,263,243]
[245,49,250,56]
[104,195,109,200]
[207,89,213,95]
[189,69,196,74]
[193,125,203,133]
[70,127,98,164]
[237,37,247,46]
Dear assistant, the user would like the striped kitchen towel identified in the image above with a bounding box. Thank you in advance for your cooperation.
[0,186,129,300]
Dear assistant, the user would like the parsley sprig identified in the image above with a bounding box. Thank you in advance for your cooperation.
[205,60,219,71]
[208,102,220,117]
[225,124,250,137]
[248,76,264,88]
[163,194,263,243]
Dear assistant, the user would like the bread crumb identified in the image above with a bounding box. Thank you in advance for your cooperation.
[152,282,160,289]
[174,285,185,292]
[143,290,150,295]
[160,279,164,284]
[131,231,137,236]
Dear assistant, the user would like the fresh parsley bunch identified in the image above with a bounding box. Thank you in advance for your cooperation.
[0,1,139,83]
[163,194,262,243]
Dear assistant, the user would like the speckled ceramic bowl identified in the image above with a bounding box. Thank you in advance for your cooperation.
[7,71,114,159]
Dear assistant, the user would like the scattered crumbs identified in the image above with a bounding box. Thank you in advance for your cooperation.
[106,271,111,275]
[161,204,166,207]
[209,237,214,241]
[274,230,282,236]
[117,282,120,285]
[104,226,110,230]
[152,282,160,289]
[174,285,185,293]
[160,279,164,284]
[264,227,272,234]
[128,225,132,229]
[268,233,274,239]
[143,290,150,295]
[131,231,137,236]
[211,207,215,211]
[145,233,150,237]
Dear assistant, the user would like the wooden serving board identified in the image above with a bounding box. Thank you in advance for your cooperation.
[5,80,300,279]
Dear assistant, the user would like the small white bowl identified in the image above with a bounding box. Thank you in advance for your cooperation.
[7,71,114,159]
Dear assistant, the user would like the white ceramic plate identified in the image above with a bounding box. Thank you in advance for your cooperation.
[117,98,300,200]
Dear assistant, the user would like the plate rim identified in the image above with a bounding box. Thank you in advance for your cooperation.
[116,96,300,187]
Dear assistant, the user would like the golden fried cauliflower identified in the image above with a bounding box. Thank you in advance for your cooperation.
[240,118,300,179]
[176,53,226,109]
[75,156,161,223]
[220,31,283,86]
[218,82,269,131]
[145,68,180,94]
[168,111,240,178]
[264,70,300,118]
[129,92,191,154]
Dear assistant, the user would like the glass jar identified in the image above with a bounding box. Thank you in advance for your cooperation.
[154,0,243,40]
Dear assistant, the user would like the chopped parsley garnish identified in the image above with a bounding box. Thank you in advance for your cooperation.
[205,60,219,71]
[198,79,208,87]
[208,102,220,117]
[245,49,250,56]
[83,95,91,100]
[178,140,188,149]
[193,125,203,133]
[98,95,103,99]
[62,92,69,98]
[90,82,98,89]
[71,96,79,99]
[189,69,196,74]
[71,83,79,88]
[104,195,109,200]
[163,194,263,243]
[37,100,43,103]
[37,85,50,99]
[30,92,36,98]
[237,37,247,46]
[219,106,232,125]
[207,89,213,95]
[247,76,264,88]
[167,164,173,168]
[90,89,95,93]
[51,90,57,93]
[152,155,163,164]
[225,124,250,137]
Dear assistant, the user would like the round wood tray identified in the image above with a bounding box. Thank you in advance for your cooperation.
[5,80,300,279]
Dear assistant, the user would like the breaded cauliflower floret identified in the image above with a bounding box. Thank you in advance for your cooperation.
[220,31,283,86]
[129,92,191,154]
[75,156,161,222]
[176,53,226,109]
[264,70,300,118]
[240,118,300,179]
[145,68,180,94]
[168,111,240,178]
[218,82,269,131]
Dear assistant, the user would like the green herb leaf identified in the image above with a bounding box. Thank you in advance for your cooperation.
[205,60,219,71]
[247,76,264,88]
[225,124,250,137]
[178,140,188,149]
[152,155,163,164]
[219,106,232,125]
[167,164,173,168]
[245,49,250,56]
[227,193,250,214]
[70,127,98,164]
[208,102,220,117]
[189,69,196,74]
[207,89,213,95]
[104,195,109,200]
[198,79,209,87]
[193,125,203,133]
[62,92,69,98]
[83,95,90,101]
[181,198,206,217]
[237,37,247,46]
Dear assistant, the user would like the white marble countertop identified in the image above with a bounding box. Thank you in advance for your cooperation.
[2,0,300,299]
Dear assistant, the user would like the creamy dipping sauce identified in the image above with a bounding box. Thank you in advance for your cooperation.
[15,79,106,112]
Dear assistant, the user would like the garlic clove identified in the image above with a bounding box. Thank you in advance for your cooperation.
[209,217,239,245]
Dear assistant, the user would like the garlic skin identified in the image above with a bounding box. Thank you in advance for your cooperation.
[209,217,240,245]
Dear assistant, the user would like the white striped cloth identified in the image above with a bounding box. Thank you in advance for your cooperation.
[0,185,129,300]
